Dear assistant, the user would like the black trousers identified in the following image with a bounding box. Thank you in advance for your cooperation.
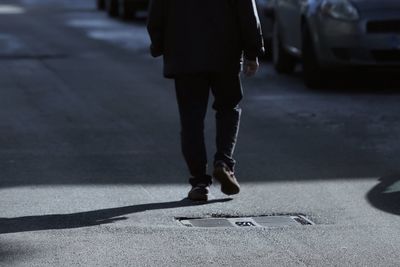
[174,73,243,186]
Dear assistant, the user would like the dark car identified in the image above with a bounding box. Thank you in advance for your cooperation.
[256,0,274,56]
[97,0,148,20]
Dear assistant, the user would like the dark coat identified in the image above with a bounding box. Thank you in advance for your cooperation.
[147,0,264,78]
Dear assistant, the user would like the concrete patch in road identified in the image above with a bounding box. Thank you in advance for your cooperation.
[0,53,68,60]
[0,33,66,60]
[0,33,28,55]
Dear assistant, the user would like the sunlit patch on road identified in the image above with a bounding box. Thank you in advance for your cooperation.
[66,13,150,52]
[67,18,117,29]
[0,5,25,14]
[87,30,149,50]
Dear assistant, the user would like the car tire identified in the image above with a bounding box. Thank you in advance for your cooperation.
[120,0,136,20]
[302,24,326,89]
[272,20,297,74]
[107,0,119,17]
[261,39,272,61]
[97,0,106,10]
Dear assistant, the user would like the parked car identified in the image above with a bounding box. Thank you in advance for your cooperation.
[256,0,274,57]
[272,0,400,87]
[97,0,106,10]
[97,0,148,20]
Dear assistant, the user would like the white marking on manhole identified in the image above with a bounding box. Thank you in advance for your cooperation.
[229,217,260,227]
[177,215,315,228]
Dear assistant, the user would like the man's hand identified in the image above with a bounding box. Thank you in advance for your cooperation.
[243,58,259,77]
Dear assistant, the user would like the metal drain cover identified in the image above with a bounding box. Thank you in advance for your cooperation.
[177,215,314,228]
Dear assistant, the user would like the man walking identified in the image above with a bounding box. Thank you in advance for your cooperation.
[147,0,264,201]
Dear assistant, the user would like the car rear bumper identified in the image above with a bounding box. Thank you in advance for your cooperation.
[123,0,148,8]
[311,10,400,67]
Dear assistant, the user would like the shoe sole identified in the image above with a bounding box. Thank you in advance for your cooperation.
[188,191,208,202]
[213,167,240,195]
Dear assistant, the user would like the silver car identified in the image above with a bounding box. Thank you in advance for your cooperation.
[272,0,400,87]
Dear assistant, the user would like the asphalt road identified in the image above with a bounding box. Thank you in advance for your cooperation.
[1,0,400,266]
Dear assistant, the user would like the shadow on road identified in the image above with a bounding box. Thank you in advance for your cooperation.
[310,69,400,93]
[0,198,232,234]
[280,68,400,93]
[366,175,400,216]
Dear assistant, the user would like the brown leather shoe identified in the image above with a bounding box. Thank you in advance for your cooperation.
[188,183,209,201]
[213,162,240,195]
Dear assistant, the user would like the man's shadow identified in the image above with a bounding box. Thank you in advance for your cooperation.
[0,198,232,234]
[366,175,400,216]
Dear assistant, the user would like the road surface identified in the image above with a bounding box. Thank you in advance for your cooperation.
[1,0,400,266]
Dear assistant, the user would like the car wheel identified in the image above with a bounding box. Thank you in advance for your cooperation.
[106,0,119,17]
[272,20,297,74]
[97,0,105,10]
[261,38,272,61]
[302,24,326,89]
[120,0,136,20]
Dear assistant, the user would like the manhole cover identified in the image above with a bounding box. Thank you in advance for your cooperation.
[177,215,314,228]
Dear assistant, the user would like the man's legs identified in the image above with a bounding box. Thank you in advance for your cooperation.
[211,73,243,171]
[210,73,242,195]
[174,74,212,187]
